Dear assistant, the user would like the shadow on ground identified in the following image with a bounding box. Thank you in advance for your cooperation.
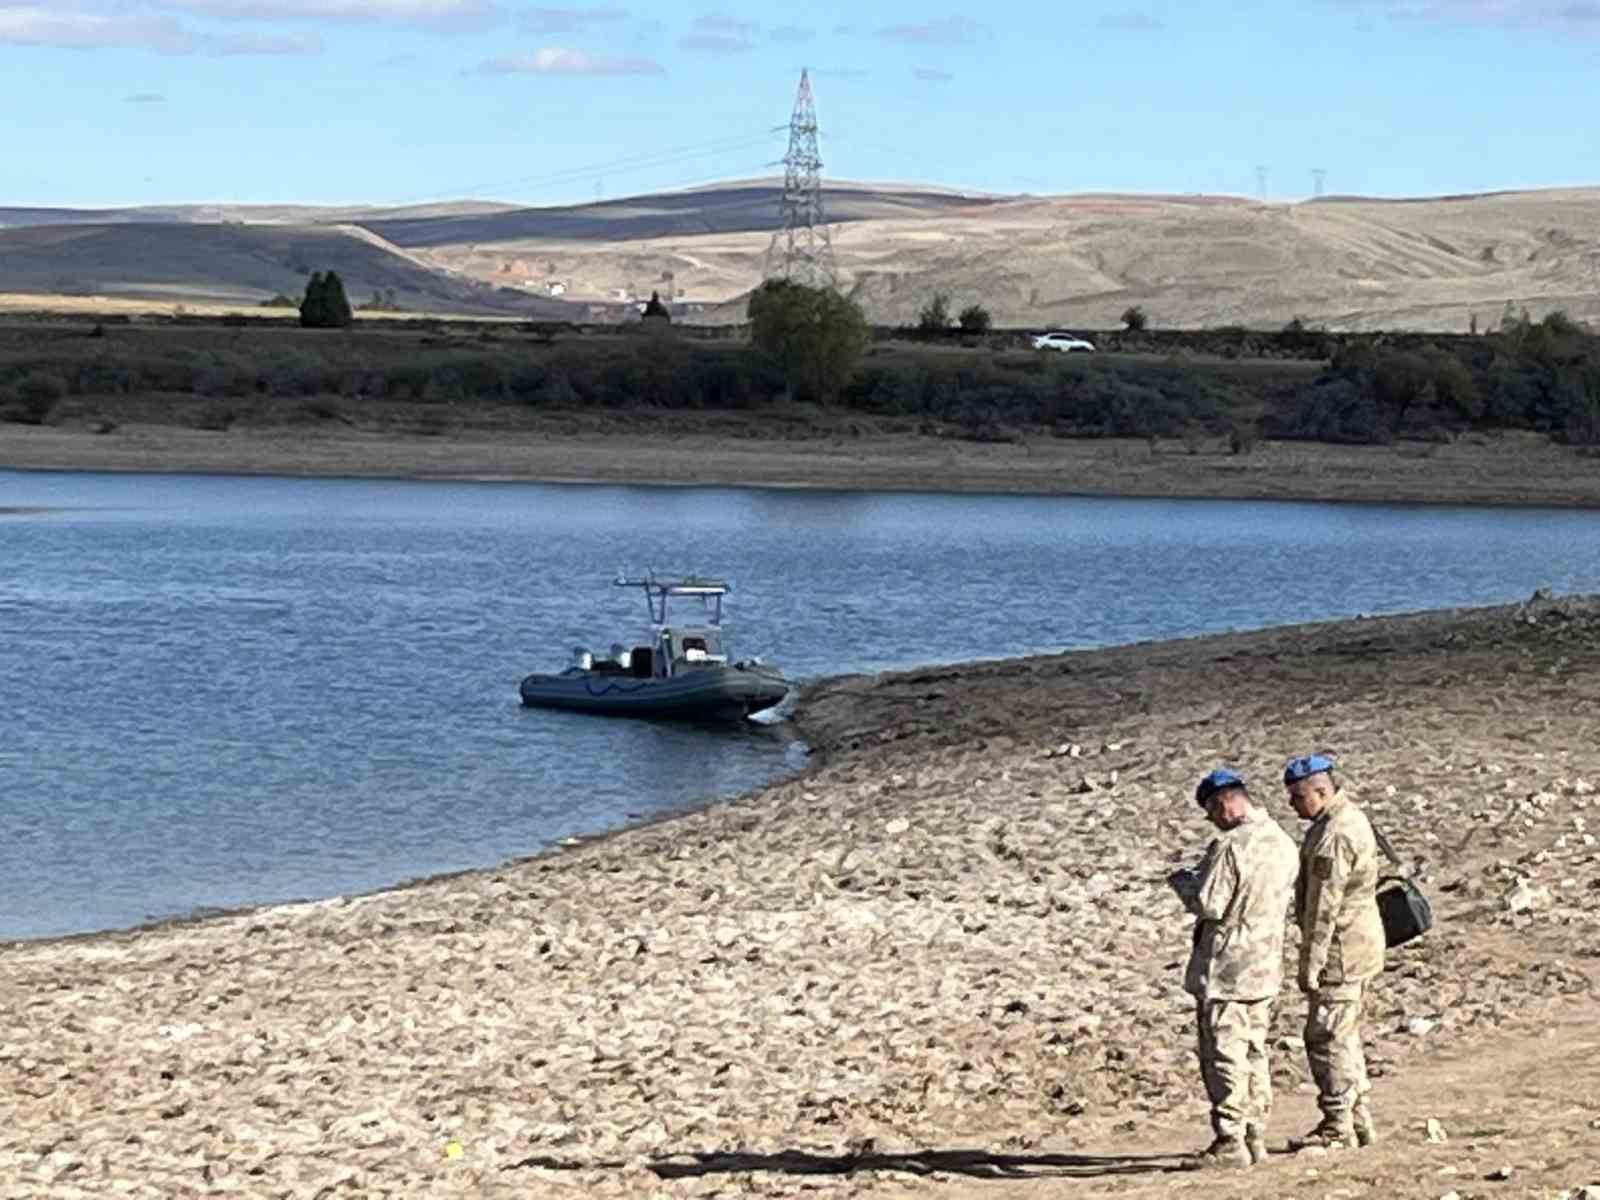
[506,1147,1196,1180]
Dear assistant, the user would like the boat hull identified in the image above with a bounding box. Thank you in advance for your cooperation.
[519,663,791,721]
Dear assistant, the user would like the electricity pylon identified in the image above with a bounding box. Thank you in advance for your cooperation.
[763,68,836,289]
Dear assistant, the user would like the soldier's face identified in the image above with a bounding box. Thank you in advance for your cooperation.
[1206,788,1249,829]
[1287,775,1332,820]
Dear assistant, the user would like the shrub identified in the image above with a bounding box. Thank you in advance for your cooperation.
[748,279,869,402]
[4,373,67,424]
[917,293,951,334]
[1121,305,1148,332]
[957,304,992,334]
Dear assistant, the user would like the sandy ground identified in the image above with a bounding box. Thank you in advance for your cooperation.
[3,592,1598,1198]
[5,421,1600,507]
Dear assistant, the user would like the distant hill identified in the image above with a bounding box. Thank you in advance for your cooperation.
[0,180,1596,329]
[0,222,562,316]
[0,200,519,229]
[360,183,1005,248]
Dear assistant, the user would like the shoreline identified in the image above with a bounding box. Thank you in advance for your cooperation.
[4,595,1599,1197]
[8,421,1600,508]
[0,593,1571,950]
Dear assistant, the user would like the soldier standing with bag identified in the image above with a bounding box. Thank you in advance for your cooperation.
[1283,754,1385,1151]
[1169,768,1300,1168]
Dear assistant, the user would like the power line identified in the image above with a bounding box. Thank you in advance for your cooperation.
[389,128,781,207]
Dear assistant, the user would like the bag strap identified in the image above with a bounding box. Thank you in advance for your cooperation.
[1369,818,1405,871]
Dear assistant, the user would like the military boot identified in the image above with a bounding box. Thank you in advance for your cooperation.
[1192,1137,1251,1169]
[1351,1102,1377,1148]
[1243,1124,1268,1165]
[1288,1119,1354,1151]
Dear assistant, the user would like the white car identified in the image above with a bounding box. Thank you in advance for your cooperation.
[1032,331,1096,353]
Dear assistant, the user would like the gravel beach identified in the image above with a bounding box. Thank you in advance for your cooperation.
[4,592,1599,1198]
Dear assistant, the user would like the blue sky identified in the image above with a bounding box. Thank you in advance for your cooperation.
[2,1,1597,208]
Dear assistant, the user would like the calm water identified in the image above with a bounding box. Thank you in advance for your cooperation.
[4,469,1599,941]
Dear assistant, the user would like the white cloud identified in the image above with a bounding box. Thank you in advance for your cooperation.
[875,16,979,44]
[476,46,664,74]
[1101,11,1163,30]
[0,4,319,51]
[519,6,627,33]
[151,0,497,27]
[913,66,952,81]
[126,91,167,101]
[210,28,319,52]
[679,31,752,52]
[0,7,192,51]
[691,13,757,35]
[1336,0,1600,31]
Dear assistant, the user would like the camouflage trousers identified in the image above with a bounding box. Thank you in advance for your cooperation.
[1304,982,1372,1121]
[1195,997,1274,1139]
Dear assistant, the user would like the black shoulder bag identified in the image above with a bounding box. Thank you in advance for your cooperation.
[1371,822,1434,948]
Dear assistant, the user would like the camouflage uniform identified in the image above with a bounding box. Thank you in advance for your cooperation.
[1295,794,1386,1132]
[1177,807,1300,1145]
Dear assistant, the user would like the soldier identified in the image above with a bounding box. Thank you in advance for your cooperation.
[1284,753,1385,1150]
[1169,768,1300,1168]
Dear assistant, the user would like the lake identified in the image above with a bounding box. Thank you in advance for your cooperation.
[4,469,1598,940]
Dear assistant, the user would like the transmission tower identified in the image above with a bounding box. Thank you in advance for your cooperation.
[1312,168,1327,198]
[1255,165,1268,203]
[764,68,836,288]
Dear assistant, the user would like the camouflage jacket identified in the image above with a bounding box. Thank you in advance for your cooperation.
[1179,806,1300,1001]
[1295,795,1386,990]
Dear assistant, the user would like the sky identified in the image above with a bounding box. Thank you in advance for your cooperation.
[1,0,1597,209]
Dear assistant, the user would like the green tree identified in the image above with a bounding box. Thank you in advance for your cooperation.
[957,303,992,334]
[299,272,327,328]
[748,278,868,402]
[917,292,951,334]
[1121,305,1148,332]
[323,271,354,327]
[300,270,354,329]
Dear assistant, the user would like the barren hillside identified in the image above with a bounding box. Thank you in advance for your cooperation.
[0,222,561,316]
[1,182,1596,329]
[414,186,1600,330]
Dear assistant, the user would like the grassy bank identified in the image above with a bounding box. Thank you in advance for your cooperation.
[2,315,1596,449]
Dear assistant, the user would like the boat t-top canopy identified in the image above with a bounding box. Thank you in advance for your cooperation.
[615,573,729,627]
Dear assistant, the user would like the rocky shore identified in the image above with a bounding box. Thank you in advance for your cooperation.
[4,594,1600,1198]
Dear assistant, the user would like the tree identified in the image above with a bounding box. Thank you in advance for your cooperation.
[748,278,868,402]
[917,292,951,334]
[1121,305,1148,332]
[300,270,354,329]
[957,303,992,334]
[299,272,327,327]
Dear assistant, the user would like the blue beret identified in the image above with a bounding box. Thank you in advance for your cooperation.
[1195,767,1247,808]
[1283,754,1336,785]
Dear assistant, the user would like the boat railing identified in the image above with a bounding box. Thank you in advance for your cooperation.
[615,572,729,627]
